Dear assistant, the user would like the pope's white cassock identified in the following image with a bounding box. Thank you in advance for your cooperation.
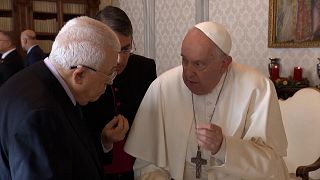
[124,62,289,180]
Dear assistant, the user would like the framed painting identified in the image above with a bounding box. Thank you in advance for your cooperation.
[268,0,320,48]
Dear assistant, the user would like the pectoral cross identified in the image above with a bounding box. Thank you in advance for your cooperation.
[191,146,207,179]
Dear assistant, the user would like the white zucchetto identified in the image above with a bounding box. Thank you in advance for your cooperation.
[195,21,232,55]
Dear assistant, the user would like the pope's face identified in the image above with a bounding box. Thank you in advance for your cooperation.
[181,28,231,95]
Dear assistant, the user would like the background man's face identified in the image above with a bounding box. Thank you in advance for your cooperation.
[115,33,133,75]
[0,33,10,53]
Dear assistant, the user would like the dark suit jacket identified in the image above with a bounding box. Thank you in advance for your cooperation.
[81,54,157,165]
[0,62,103,180]
[0,49,24,87]
[25,45,46,66]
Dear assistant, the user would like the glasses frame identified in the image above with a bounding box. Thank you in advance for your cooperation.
[119,39,136,54]
[70,64,117,85]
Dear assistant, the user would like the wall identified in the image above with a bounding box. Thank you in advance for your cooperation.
[209,0,320,85]
[101,0,320,85]
[118,0,146,57]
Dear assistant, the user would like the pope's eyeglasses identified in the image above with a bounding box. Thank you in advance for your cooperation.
[70,65,117,85]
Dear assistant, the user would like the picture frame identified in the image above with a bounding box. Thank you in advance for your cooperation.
[268,0,320,48]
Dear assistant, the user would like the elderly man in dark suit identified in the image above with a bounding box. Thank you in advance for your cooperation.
[0,16,129,180]
[0,31,24,87]
[81,6,157,180]
[20,29,46,66]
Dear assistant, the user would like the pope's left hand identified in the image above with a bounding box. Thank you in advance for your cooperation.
[196,122,223,154]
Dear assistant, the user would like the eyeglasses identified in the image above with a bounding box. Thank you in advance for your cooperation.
[70,65,117,85]
[119,40,136,54]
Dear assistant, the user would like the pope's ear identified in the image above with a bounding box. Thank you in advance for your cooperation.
[221,55,232,70]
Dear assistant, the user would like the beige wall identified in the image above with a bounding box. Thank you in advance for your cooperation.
[101,0,320,85]
[99,0,111,9]
[209,0,319,86]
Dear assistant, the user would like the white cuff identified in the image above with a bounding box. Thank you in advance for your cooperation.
[101,140,113,153]
[210,136,226,166]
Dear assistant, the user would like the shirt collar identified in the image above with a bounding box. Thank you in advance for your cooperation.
[1,48,16,59]
[44,57,76,106]
[27,45,38,54]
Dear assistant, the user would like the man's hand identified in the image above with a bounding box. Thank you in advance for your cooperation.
[196,122,223,154]
[101,114,129,148]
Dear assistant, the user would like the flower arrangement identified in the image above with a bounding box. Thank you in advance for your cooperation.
[272,77,309,89]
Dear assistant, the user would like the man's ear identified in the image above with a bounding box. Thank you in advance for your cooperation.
[72,67,85,85]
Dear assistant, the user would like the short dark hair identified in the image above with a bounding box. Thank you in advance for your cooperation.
[95,6,133,37]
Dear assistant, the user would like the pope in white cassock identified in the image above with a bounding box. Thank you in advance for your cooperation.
[124,21,289,180]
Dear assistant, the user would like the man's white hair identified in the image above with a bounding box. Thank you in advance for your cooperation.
[49,16,120,69]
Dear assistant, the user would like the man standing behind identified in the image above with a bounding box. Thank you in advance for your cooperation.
[0,16,129,180]
[0,31,24,87]
[81,6,157,180]
[20,29,46,66]
[125,21,289,179]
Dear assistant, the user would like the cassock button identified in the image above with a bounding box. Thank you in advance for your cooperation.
[114,87,119,92]
[116,102,121,107]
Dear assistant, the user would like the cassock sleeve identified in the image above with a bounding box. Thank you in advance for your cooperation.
[125,78,174,179]
[209,78,289,179]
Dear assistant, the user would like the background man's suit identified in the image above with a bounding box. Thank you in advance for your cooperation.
[0,62,104,180]
[25,45,46,66]
[82,54,157,170]
[0,49,23,87]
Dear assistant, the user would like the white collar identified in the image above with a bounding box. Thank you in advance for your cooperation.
[27,45,38,54]
[1,48,16,59]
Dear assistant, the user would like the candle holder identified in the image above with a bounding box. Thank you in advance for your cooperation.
[293,67,302,81]
[268,58,281,80]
